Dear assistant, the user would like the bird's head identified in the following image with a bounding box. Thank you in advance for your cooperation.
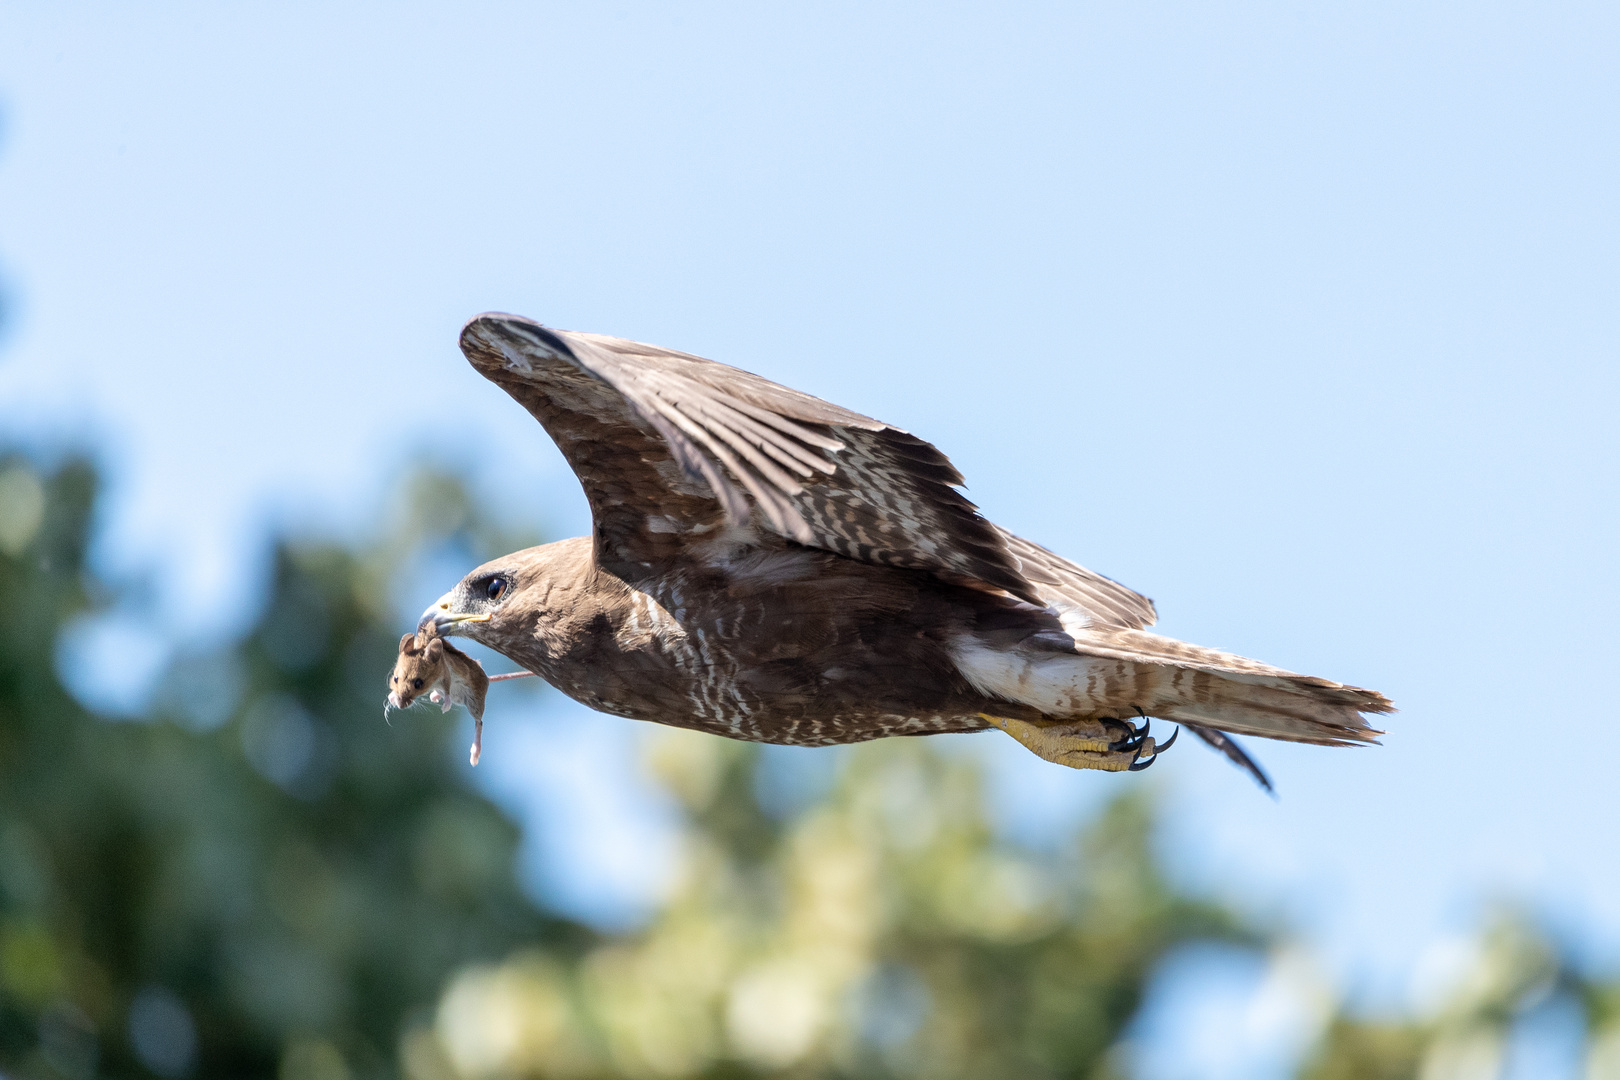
[418,546,555,647]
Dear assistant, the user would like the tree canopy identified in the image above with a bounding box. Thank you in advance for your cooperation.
[0,452,1613,1080]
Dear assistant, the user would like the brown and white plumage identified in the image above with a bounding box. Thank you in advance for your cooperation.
[422,313,1392,788]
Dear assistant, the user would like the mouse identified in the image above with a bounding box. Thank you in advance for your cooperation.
[387,630,491,764]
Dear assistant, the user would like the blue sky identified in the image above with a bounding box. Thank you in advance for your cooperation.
[3,0,1618,1056]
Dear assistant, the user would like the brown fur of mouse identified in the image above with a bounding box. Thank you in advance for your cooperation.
[388,631,489,720]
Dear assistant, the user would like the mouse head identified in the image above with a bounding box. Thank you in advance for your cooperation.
[387,632,445,710]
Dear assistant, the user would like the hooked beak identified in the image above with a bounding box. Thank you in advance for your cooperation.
[419,592,491,636]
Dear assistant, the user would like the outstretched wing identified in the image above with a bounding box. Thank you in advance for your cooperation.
[459,313,1041,602]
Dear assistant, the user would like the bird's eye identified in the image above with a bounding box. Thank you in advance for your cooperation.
[412,678,424,689]
[484,575,508,602]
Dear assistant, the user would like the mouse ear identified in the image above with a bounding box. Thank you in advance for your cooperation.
[424,638,444,661]
[399,633,417,653]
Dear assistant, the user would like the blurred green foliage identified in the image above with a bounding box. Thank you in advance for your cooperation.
[2,451,1618,1080]
[0,457,582,1079]
[1300,915,1620,1080]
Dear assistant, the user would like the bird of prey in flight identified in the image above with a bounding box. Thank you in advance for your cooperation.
[420,314,1392,790]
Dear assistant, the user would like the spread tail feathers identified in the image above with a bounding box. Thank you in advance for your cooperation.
[1076,629,1393,747]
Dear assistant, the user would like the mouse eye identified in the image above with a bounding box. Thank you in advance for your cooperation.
[484,575,509,602]
[412,678,424,689]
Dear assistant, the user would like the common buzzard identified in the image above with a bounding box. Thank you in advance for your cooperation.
[420,314,1392,790]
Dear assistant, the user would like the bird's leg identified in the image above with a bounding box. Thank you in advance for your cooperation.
[979,712,1174,773]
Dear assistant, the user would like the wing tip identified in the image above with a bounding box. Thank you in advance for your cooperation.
[1185,724,1275,793]
[460,313,580,376]
[462,309,536,330]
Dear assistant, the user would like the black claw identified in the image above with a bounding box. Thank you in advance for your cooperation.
[1110,716,1150,753]
[1127,726,1180,772]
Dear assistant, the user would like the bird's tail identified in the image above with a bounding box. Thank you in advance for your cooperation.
[1074,629,1393,747]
